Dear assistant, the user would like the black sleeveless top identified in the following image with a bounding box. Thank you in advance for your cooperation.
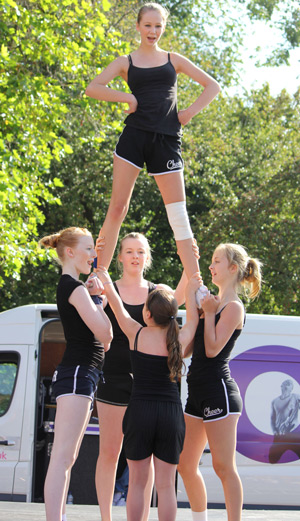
[124,53,181,137]
[129,327,181,403]
[103,281,156,375]
[187,307,244,386]
[57,274,104,369]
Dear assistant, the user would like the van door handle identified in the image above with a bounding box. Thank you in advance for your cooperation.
[0,440,15,446]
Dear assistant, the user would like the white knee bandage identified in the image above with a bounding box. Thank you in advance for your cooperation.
[165,201,193,241]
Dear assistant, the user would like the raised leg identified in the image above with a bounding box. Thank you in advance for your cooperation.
[154,171,200,279]
[98,155,140,269]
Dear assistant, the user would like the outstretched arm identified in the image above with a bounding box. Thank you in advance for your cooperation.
[179,273,201,356]
[156,239,200,306]
[96,267,141,344]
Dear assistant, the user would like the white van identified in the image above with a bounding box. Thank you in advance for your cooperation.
[0,305,300,507]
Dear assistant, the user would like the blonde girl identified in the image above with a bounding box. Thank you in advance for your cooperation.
[40,227,112,521]
[178,243,262,521]
[85,2,220,280]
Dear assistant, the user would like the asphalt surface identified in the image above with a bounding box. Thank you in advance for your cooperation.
[0,502,299,521]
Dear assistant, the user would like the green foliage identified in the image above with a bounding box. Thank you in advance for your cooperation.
[0,0,299,317]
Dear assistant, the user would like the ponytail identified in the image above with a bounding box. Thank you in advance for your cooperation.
[242,257,262,299]
[146,289,183,382]
[216,243,263,300]
[39,226,91,263]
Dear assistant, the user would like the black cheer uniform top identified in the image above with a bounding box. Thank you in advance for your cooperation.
[124,53,181,137]
[57,274,104,369]
[129,327,181,403]
[103,281,156,375]
[187,307,244,386]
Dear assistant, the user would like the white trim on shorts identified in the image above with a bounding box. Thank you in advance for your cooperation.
[56,393,93,401]
[113,151,141,170]
[113,151,183,176]
[149,168,183,176]
[184,378,241,423]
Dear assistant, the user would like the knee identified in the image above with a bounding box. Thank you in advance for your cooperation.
[108,198,129,222]
[212,459,232,481]
[99,445,120,466]
[177,459,192,480]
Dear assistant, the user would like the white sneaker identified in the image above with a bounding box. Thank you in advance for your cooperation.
[195,285,209,308]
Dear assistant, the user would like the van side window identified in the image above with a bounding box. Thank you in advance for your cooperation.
[0,352,19,416]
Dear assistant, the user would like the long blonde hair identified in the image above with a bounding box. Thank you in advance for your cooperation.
[215,243,262,299]
[146,288,183,382]
[39,227,91,264]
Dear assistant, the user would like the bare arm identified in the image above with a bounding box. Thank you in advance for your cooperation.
[171,52,221,126]
[202,298,244,358]
[68,286,113,346]
[85,56,137,113]
[96,268,141,343]
[179,273,201,355]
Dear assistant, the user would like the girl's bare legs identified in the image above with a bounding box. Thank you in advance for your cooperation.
[154,171,200,279]
[205,415,243,521]
[96,401,153,521]
[153,456,177,521]
[126,456,152,521]
[96,402,125,521]
[44,396,92,521]
[98,155,140,268]
[177,414,208,513]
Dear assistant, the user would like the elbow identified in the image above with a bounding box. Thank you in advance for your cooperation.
[85,85,92,97]
[98,328,113,345]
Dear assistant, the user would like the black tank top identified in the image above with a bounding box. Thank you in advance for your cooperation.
[57,274,104,369]
[129,327,181,403]
[187,307,244,386]
[103,281,156,375]
[124,53,181,137]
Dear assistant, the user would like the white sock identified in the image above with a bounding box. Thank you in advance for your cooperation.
[62,514,67,521]
[191,510,208,521]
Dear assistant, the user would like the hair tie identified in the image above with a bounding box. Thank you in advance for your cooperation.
[170,316,175,320]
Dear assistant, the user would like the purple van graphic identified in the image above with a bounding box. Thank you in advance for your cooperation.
[230,345,300,464]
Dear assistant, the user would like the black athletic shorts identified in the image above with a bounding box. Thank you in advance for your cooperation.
[51,364,102,408]
[95,373,133,406]
[115,125,184,176]
[123,399,185,464]
[185,378,243,422]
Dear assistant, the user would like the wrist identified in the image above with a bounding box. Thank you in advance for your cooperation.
[103,281,113,286]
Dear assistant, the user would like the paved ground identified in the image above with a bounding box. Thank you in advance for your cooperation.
[0,502,299,521]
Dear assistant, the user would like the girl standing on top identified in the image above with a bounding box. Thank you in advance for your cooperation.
[96,266,201,521]
[85,2,220,279]
[39,227,113,521]
[177,243,262,521]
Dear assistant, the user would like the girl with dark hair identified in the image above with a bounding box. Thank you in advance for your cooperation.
[39,227,113,521]
[96,266,201,521]
[177,243,262,521]
[91,232,198,521]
